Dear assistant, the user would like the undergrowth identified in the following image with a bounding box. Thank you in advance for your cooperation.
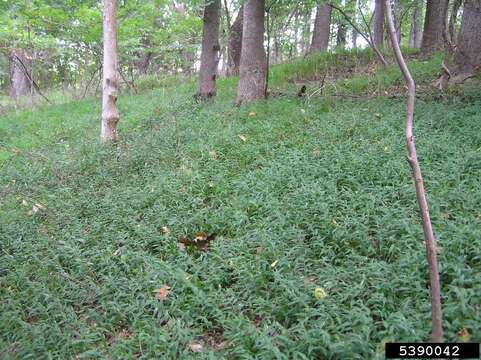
[1,49,480,359]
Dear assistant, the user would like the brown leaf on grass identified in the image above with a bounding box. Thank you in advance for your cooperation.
[161,226,169,236]
[203,329,228,351]
[303,275,317,285]
[153,286,171,300]
[178,232,216,251]
[108,328,132,345]
[458,327,471,342]
[188,342,203,353]
[208,150,218,160]
[238,134,247,142]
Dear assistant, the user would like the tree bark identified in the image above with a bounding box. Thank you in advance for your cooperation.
[198,0,221,98]
[9,49,32,98]
[302,9,312,55]
[101,0,120,143]
[409,0,423,48]
[352,28,358,48]
[450,0,481,77]
[448,0,463,46]
[421,0,449,56]
[336,22,347,48]
[227,5,243,76]
[385,0,443,343]
[235,0,266,105]
[310,3,332,53]
[373,0,385,47]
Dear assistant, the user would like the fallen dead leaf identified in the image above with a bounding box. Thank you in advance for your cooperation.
[178,232,216,251]
[380,339,391,351]
[238,134,247,142]
[161,226,169,236]
[208,150,218,160]
[188,342,203,353]
[303,275,317,285]
[458,327,470,342]
[248,112,257,117]
[108,328,132,345]
[203,329,228,351]
[153,285,171,300]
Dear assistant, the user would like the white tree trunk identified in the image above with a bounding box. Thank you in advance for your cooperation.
[101,0,120,143]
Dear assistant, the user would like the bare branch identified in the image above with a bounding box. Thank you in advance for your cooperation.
[385,0,443,343]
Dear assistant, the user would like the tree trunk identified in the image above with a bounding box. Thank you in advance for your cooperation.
[101,0,120,143]
[336,22,347,48]
[448,0,462,45]
[294,10,299,56]
[392,0,401,44]
[352,28,358,49]
[227,5,243,76]
[450,0,481,78]
[235,0,266,105]
[409,0,423,48]
[198,0,221,98]
[310,3,331,53]
[9,49,32,98]
[302,10,312,55]
[373,0,385,47]
[421,0,449,56]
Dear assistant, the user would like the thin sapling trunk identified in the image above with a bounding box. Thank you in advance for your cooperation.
[385,0,443,343]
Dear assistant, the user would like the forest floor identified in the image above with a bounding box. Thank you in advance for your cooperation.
[1,49,480,359]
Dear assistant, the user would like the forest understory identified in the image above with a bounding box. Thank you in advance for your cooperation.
[1,50,481,358]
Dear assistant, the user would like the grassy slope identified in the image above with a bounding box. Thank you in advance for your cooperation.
[1,50,480,359]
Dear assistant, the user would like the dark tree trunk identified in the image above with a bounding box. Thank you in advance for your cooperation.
[137,51,152,74]
[421,0,449,56]
[373,0,384,47]
[310,3,331,53]
[450,0,481,77]
[409,0,423,48]
[198,0,221,98]
[274,33,281,63]
[235,0,266,105]
[336,22,347,48]
[448,0,462,45]
[227,5,243,76]
[352,28,358,48]
[393,0,401,44]
[9,50,32,98]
